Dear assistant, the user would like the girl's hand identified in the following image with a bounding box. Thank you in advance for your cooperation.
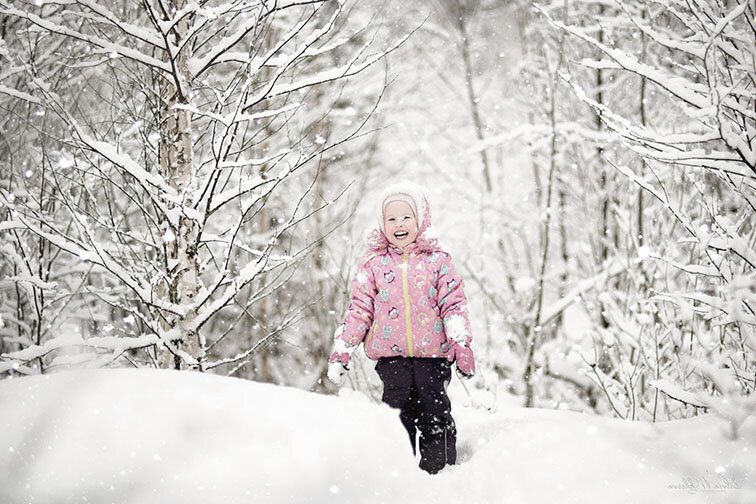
[327,352,351,386]
[327,361,349,386]
[447,343,475,379]
[455,366,474,380]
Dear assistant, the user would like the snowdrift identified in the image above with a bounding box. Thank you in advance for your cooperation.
[0,369,754,504]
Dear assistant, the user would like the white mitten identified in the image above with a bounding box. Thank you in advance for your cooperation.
[327,361,349,387]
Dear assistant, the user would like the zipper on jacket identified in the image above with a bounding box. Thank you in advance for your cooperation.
[401,248,414,357]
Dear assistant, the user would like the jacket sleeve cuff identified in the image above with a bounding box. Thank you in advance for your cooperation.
[329,351,351,367]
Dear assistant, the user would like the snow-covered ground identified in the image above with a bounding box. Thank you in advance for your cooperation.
[1,369,753,504]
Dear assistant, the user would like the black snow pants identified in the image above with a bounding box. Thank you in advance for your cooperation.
[374,356,457,474]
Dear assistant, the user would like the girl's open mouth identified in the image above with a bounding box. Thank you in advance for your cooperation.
[394,231,408,239]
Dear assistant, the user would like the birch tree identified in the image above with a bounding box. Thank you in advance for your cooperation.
[0,0,405,373]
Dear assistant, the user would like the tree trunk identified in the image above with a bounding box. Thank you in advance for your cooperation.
[456,8,492,194]
[595,3,610,329]
[523,8,568,406]
[157,0,201,370]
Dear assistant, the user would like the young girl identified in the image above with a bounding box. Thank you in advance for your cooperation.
[327,180,475,474]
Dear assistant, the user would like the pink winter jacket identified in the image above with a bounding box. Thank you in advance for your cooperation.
[331,242,472,362]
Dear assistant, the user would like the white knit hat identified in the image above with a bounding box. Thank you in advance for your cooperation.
[380,193,418,232]
[376,180,430,234]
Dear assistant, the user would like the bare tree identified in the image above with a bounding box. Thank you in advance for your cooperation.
[543,0,755,428]
[0,0,407,373]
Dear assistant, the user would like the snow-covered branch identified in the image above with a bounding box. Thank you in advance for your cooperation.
[0,3,171,73]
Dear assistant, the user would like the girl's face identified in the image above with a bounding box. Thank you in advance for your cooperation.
[383,200,418,248]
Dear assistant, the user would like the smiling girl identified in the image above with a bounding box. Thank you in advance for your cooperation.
[327,180,475,474]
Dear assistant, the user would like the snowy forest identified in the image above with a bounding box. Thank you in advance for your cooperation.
[1,0,755,493]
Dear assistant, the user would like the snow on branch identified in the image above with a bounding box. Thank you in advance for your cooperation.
[215,148,292,170]
[204,307,302,371]
[0,0,407,373]
[0,84,42,105]
[708,217,756,269]
[76,133,175,197]
[0,4,171,73]
[5,208,186,318]
[172,102,299,129]
[539,6,709,109]
[206,174,272,215]
[239,5,344,109]
[187,258,266,333]
[0,332,162,373]
[608,159,705,241]
[540,257,644,327]
[649,379,709,409]
[60,0,164,49]
[0,332,84,363]
[9,72,186,228]
[187,10,265,78]
[615,1,705,59]
[560,71,754,180]
[0,275,58,293]
[646,254,721,278]
[543,1,756,173]
[260,29,411,101]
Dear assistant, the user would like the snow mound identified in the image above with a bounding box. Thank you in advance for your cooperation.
[1,369,754,504]
[0,369,418,503]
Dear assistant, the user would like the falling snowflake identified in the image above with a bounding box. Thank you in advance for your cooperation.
[162,229,176,243]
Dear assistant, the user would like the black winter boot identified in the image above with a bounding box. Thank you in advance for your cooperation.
[418,420,457,474]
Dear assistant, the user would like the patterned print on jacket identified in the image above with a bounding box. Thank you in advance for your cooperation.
[335,242,472,360]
